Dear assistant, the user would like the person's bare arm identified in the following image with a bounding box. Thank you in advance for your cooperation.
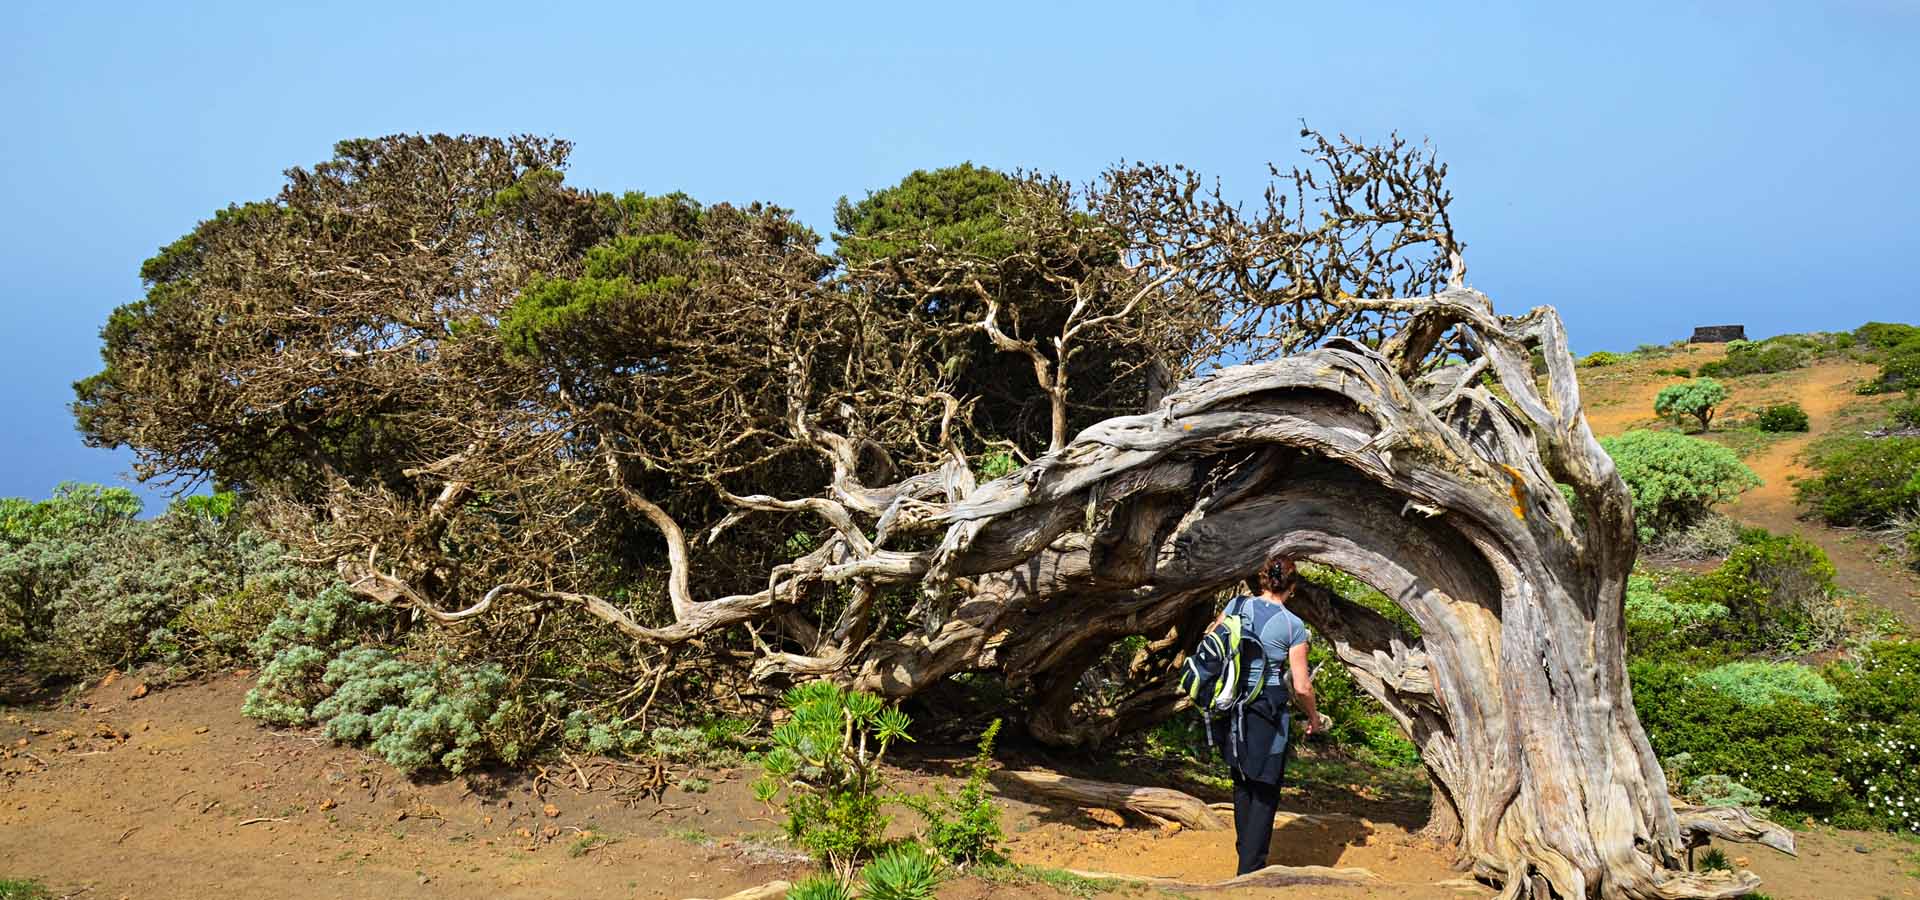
[1288,642,1320,733]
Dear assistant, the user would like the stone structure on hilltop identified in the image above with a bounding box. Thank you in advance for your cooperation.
[1689,324,1747,343]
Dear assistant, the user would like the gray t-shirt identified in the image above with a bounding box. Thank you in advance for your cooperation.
[1231,596,1311,690]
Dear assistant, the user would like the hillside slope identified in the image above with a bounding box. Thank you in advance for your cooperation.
[1579,344,1920,624]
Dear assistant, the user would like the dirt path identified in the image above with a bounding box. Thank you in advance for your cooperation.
[1722,360,1920,624]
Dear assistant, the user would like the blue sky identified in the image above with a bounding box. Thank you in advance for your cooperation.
[2,0,1916,506]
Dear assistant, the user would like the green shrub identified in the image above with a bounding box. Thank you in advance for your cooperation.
[755,682,911,875]
[1635,641,1920,833]
[309,647,517,773]
[860,845,947,900]
[0,483,142,652]
[1654,378,1730,432]
[1601,431,1760,541]
[1870,335,1920,393]
[1855,322,1920,351]
[1623,573,1726,653]
[1646,514,1741,560]
[1753,403,1809,433]
[1890,393,1920,429]
[1796,436,1920,526]
[1630,660,1847,817]
[1579,351,1623,367]
[646,720,751,768]
[560,711,650,757]
[1,485,327,677]
[1667,529,1842,654]
[1695,661,1839,708]
[907,719,1005,865]
[1697,340,1806,378]
[243,585,398,725]
[1826,642,1920,831]
[786,873,854,900]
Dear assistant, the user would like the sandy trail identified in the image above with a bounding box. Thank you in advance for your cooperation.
[1722,360,1920,624]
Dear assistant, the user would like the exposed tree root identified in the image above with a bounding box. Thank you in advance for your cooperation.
[1002,770,1225,830]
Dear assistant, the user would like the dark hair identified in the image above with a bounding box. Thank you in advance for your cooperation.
[1258,553,1297,595]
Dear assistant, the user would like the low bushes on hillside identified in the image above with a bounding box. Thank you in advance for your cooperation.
[1626,529,1843,658]
[1636,640,1920,833]
[1753,402,1809,432]
[1601,430,1760,542]
[1856,322,1920,352]
[1796,436,1920,526]
[1,484,329,679]
[1870,336,1920,394]
[1579,351,1623,367]
[1697,338,1808,378]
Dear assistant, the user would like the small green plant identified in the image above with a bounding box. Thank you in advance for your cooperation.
[1868,335,1920,393]
[755,682,912,876]
[565,831,615,857]
[786,873,855,900]
[975,450,1020,481]
[308,647,516,773]
[1753,402,1809,433]
[975,863,1121,898]
[1580,350,1623,367]
[860,844,947,900]
[1890,392,1920,429]
[1695,847,1732,872]
[1695,661,1839,708]
[678,776,712,794]
[1687,774,1763,809]
[1655,377,1730,432]
[906,719,1005,865]
[0,878,53,900]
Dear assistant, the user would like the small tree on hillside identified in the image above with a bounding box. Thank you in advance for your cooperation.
[1655,377,1729,432]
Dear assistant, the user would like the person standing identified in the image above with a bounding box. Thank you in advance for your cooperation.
[1210,553,1321,876]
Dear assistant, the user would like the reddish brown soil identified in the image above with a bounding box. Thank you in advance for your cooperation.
[4,673,1908,899]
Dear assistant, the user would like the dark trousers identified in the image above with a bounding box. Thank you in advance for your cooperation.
[1230,766,1283,875]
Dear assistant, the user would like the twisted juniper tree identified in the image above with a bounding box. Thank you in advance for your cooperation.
[78,131,1785,898]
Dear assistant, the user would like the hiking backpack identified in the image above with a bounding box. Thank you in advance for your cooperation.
[1177,597,1277,729]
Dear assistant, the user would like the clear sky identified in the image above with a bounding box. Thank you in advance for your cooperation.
[2,0,1916,506]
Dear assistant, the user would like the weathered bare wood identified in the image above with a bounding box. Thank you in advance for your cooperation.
[1673,804,1797,856]
[683,881,790,900]
[1002,770,1225,830]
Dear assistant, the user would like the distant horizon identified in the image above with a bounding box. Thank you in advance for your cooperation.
[5,0,1916,503]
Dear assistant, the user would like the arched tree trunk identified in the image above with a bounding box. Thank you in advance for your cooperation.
[401,289,1780,898]
[806,288,1772,898]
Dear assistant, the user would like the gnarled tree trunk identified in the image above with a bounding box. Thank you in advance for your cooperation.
[398,289,1779,898]
[800,288,1770,898]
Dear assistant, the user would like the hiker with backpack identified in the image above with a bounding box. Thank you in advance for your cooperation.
[1178,552,1322,875]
